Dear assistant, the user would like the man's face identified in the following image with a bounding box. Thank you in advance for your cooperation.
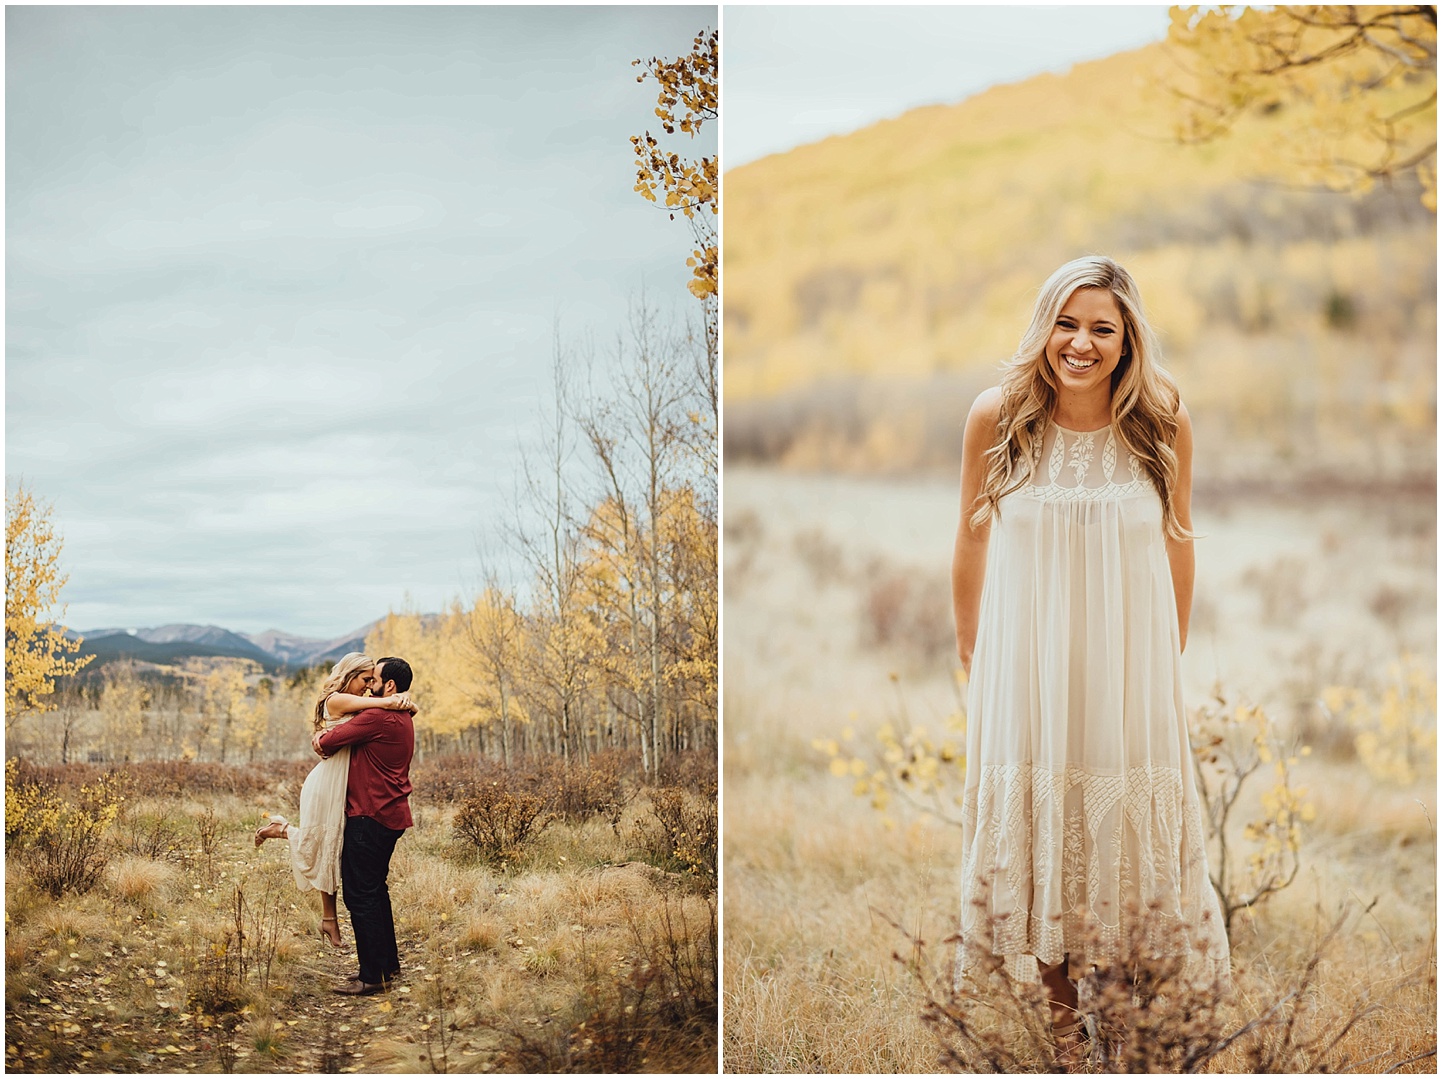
[371,664,392,697]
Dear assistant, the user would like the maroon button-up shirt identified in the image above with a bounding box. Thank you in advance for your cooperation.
[316,707,414,832]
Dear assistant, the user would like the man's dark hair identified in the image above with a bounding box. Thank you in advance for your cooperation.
[376,656,413,693]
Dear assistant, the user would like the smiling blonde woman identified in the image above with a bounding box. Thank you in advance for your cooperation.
[950,256,1229,1068]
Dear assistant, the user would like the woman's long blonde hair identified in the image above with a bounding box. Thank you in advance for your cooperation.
[313,651,374,731]
[971,256,1188,539]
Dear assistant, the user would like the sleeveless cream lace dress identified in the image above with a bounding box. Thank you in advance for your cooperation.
[957,421,1230,985]
[287,702,350,894]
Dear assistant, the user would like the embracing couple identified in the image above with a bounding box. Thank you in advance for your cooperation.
[255,652,416,996]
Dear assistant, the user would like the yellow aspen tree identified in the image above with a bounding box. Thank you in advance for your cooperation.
[365,609,428,679]
[632,28,719,478]
[1168,6,1437,207]
[100,661,148,763]
[421,603,485,751]
[5,484,92,732]
[464,585,530,767]
[660,484,717,742]
[203,659,257,763]
[231,676,272,763]
[577,497,653,766]
[178,656,225,760]
[577,327,677,772]
[364,610,454,753]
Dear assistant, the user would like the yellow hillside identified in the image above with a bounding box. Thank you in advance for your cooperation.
[723,42,1434,481]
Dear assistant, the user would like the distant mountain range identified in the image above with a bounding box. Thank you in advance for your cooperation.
[66,621,378,672]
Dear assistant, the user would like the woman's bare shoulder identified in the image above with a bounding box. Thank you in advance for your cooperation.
[968,386,1005,427]
[1173,396,1194,456]
[965,386,1004,438]
[969,386,1003,418]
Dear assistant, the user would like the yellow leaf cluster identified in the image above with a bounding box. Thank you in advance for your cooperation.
[1190,694,1316,918]
[813,683,968,823]
[631,28,717,300]
[5,485,92,727]
[5,758,124,851]
[1322,654,1437,786]
[1169,5,1436,204]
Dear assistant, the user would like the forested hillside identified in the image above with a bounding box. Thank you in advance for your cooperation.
[724,40,1435,486]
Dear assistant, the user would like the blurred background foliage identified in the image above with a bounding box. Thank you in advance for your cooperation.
[723,8,1436,490]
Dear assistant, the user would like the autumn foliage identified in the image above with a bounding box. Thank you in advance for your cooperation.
[5,484,91,728]
[365,467,717,776]
[722,34,1434,490]
[631,28,717,300]
[1167,5,1437,207]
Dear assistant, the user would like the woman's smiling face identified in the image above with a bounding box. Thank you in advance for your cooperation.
[1045,287,1125,395]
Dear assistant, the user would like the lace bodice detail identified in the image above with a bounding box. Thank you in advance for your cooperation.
[1017,423,1152,502]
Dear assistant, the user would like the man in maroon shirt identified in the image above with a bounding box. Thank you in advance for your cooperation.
[313,655,416,995]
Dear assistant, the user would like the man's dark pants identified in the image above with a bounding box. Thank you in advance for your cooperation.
[341,815,404,984]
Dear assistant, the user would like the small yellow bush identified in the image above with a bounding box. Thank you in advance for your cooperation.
[1323,654,1437,786]
[6,758,125,898]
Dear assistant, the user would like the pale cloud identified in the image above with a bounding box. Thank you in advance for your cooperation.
[7,5,715,639]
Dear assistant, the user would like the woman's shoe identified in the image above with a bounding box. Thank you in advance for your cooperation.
[254,815,289,847]
[320,916,344,948]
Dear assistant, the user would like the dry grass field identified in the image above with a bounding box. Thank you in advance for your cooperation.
[722,467,1435,1073]
[5,753,717,1073]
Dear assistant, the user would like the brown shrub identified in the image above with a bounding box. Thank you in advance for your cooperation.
[491,894,717,1073]
[7,762,125,899]
[630,785,718,888]
[452,777,553,866]
[116,807,187,862]
[411,753,504,805]
[528,753,630,825]
[654,749,717,794]
[414,750,646,822]
[915,902,1425,1073]
[6,758,314,800]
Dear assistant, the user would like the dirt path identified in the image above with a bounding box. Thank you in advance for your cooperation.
[7,924,498,1073]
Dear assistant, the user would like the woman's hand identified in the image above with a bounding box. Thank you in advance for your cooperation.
[952,389,1000,678]
[956,642,974,676]
[378,693,419,713]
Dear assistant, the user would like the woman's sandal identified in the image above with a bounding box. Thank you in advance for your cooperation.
[254,815,289,847]
[320,916,343,949]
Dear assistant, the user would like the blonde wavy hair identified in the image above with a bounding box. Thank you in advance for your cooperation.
[971,256,1188,540]
[312,651,374,731]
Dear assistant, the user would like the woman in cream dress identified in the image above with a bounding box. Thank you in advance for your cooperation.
[255,652,416,947]
[951,257,1229,1066]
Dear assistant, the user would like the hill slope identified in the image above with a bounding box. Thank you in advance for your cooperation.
[723,41,1435,482]
[72,633,284,672]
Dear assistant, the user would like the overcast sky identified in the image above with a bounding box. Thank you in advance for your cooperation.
[7,5,713,640]
[724,5,1171,167]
